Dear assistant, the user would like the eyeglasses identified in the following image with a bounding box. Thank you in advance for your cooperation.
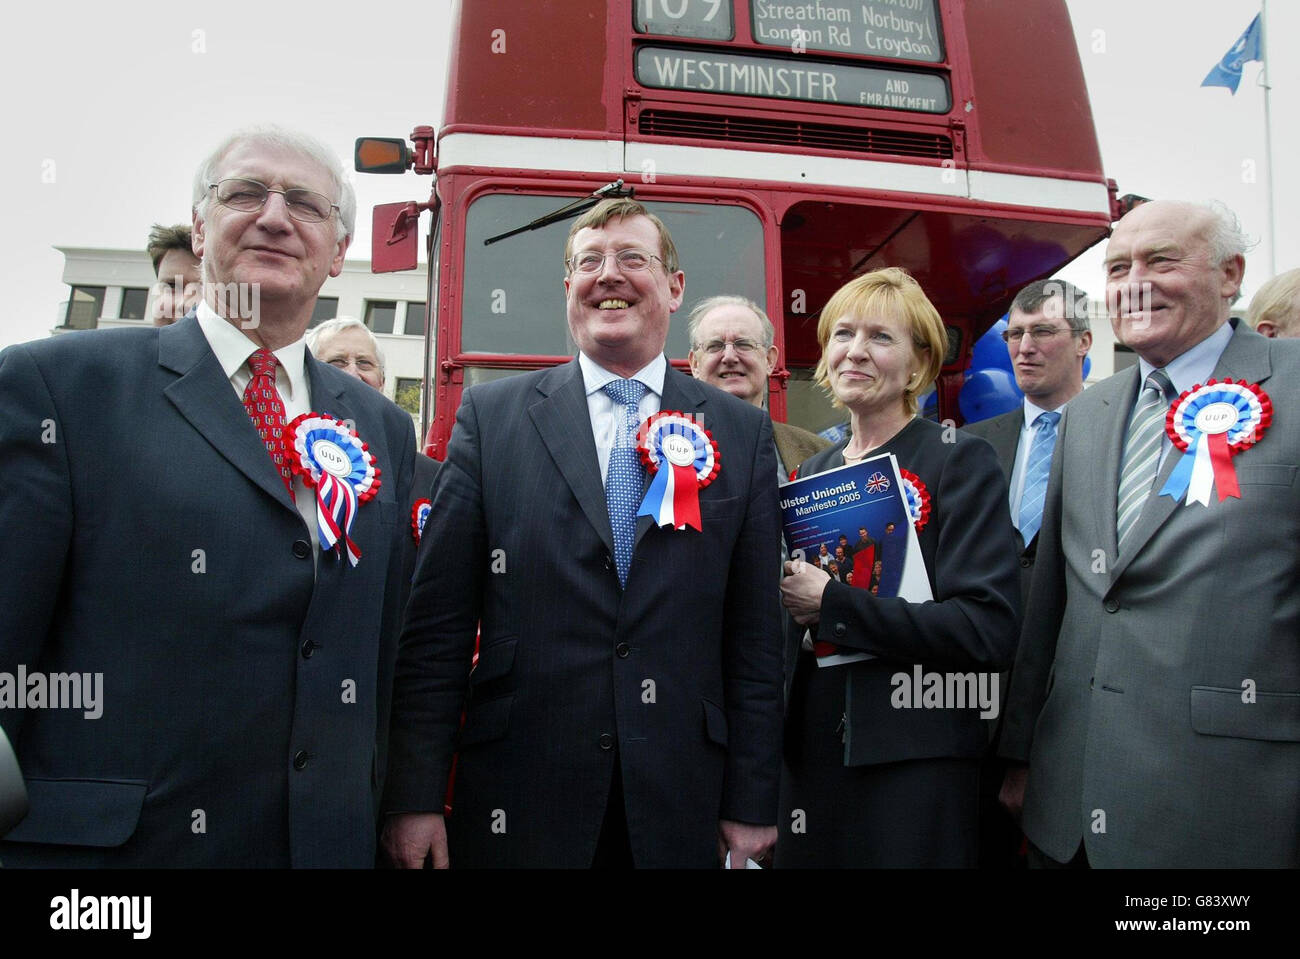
[209,178,339,223]
[1001,325,1080,344]
[698,338,762,355]
[567,249,663,274]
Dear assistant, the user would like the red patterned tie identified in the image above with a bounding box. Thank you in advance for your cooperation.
[243,348,293,493]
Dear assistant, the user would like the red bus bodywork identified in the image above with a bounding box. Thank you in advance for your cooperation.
[365,0,1116,455]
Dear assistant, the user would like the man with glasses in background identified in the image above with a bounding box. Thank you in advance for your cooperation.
[0,126,417,867]
[687,295,828,480]
[963,278,1091,867]
[383,198,783,869]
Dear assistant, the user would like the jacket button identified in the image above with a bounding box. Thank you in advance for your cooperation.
[1104,598,1120,613]
[1020,557,1032,568]
[602,554,613,571]
[615,642,630,658]
[292,750,309,770]
[599,733,614,750]
[292,540,311,559]
[301,639,316,659]
[833,623,847,638]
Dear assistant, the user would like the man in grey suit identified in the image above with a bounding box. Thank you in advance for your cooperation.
[999,199,1300,867]
[966,279,1090,866]
[382,199,783,868]
[0,127,417,867]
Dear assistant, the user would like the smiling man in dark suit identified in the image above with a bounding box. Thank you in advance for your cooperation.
[0,127,416,867]
[382,199,783,869]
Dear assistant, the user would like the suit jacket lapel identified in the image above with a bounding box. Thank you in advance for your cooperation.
[987,410,1022,478]
[635,363,708,548]
[159,319,298,512]
[530,359,615,556]
[1092,367,1137,581]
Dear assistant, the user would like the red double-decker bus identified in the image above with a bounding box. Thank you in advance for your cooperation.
[358,0,1117,455]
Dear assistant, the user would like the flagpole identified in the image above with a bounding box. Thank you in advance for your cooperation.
[1259,0,1276,279]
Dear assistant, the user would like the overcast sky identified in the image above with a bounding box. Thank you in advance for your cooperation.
[1,0,1292,350]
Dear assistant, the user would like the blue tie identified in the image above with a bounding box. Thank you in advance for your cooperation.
[602,379,647,587]
[1017,410,1060,545]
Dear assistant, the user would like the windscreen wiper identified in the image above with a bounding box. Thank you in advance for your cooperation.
[483,179,634,246]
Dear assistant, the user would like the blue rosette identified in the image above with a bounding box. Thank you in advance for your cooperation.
[283,413,381,566]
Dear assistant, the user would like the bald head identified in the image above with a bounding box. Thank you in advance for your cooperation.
[1103,200,1246,368]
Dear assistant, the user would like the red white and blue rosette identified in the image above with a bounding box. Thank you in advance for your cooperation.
[284,412,381,566]
[635,410,719,531]
[411,498,432,546]
[899,468,932,533]
[1159,379,1271,506]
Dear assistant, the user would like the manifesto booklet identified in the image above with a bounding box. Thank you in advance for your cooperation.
[780,452,933,666]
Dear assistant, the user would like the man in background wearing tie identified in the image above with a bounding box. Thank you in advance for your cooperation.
[999,200,1300,867]
[965,279,1091,866]
[382,199,784,868]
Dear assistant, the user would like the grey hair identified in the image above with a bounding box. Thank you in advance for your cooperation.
[305,317,385,377]
[686,295,775,348]
[1009,278,1091,334]
[1202,200,1250,265]
[192,125,356,243]
[1195,201,1251,305]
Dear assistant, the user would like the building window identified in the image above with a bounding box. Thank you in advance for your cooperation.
[405,301,427,337]
[365,300,397,335]
[65,286,105,329]
[394,377,421,417]
[309,297,339,328]
[120,288,149,321]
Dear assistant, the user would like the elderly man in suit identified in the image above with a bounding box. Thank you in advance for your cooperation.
[0,127,417,867]
[965,279,1090,866]
[686,295,829,478]
[382,199,783,869]
[999,200,1300,868]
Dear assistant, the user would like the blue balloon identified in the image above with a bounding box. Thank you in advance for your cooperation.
[970,317,1015,374]
[960,367,1023,423]
[1083,354,1092,380]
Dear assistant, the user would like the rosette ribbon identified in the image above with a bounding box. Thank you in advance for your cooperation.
[411,498,432,546]
[899,468,932,532]
[284,413,382,566]
[635,411,720,531]
[1159,379,1271,506]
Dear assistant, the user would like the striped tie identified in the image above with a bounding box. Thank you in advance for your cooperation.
[1017,410,1060,545]
[602,378,647,587]
[1116,369,1174,551]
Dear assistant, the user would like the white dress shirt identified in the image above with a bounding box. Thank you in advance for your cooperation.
[1008,398,1067,526]
[578,352,665,486]
[196,304,319,559]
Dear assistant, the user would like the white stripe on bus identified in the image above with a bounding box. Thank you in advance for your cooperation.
[436,133,1112,215]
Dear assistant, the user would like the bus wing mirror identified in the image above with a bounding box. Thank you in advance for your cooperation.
[355,137,411,174]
